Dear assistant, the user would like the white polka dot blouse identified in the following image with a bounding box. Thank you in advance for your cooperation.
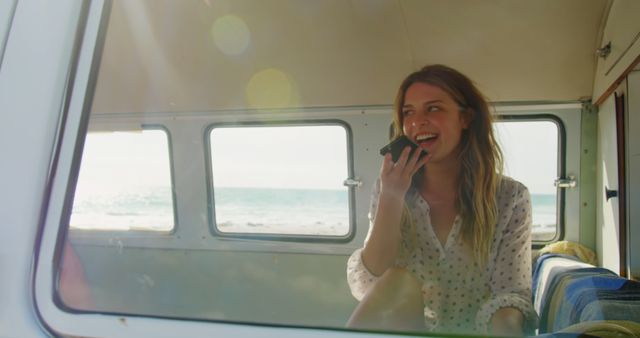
[347,176,538,334]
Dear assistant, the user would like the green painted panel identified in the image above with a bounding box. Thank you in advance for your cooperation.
[580,103,598,250]
[73,246,358,328]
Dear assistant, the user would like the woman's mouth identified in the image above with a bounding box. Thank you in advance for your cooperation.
[415,133,437,148]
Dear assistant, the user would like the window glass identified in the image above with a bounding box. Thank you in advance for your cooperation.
[494,120,559,241]
[48,1,591,336]
[208,124,351,237]
[70,130,174,231]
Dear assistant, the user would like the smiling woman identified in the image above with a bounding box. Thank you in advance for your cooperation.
[347,65,536,336]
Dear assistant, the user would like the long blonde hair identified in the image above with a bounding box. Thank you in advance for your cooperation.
[392,65,503,267]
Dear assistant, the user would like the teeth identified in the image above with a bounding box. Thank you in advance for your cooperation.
[416,133,436,142]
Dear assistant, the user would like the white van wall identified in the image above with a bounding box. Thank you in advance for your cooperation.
[0,0,88,335]
[596,87,622,272]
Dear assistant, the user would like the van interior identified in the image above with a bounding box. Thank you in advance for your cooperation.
[22,0,640,336]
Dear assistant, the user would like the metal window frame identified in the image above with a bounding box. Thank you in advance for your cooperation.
[204,120,356,243]
[494,114,566,244]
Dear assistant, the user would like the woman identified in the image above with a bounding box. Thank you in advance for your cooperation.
[346,65,537,336]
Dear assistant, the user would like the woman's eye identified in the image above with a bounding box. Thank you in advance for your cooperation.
[427,106,440,112]
[402,110,413,116]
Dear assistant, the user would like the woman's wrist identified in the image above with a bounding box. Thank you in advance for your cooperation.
[378,187,408,205]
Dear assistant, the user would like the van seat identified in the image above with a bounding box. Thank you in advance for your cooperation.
[558,320,640,338]
[533,254,594,316]
[533,254,640,335]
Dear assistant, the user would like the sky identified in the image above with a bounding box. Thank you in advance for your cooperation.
[75,120,558,197]
[210,125,349,190]
[74,130,172,197]
[494,120,558,194]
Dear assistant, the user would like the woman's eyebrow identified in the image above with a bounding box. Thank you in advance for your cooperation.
[423,100,444,105]
[404,99,444,107]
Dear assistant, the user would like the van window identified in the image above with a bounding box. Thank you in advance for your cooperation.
[494,119,560,241]
[70,129,175,231]
[37,0,600,336]
[207,124,351,238]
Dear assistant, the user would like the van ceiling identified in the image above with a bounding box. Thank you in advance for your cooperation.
[92,0,609,114]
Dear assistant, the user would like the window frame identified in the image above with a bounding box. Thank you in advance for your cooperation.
[0,0,17,67]
[30,0,584,334]
[494,114,567,244]
[204,120,356,243]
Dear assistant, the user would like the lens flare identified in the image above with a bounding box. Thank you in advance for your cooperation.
[210,15,250,56]
[246,69,297,109]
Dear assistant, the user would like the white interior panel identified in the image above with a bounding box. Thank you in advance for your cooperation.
[596,91,621,271]
[92,0,608,114]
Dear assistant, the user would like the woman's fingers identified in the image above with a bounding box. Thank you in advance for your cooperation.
[379,147,427,198]
[401,148,429,176]
[382,146,429,178]
[403,148,421,175]
[411,152,430,173]
[383,146,425,176]
[380,153,394,175]
[396,146,412,166]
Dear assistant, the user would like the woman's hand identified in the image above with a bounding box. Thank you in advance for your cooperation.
[361,146,429,276]
[379,146,430,199]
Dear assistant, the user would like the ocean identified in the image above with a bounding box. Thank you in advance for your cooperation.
[213,187,350,236]
[70,187,557,238]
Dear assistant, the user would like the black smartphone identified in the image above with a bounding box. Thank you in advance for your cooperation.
[379,135,428,162]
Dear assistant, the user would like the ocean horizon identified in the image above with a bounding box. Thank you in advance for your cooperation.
[70,186,557,238]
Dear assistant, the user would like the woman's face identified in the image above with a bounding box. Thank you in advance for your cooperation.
[401,82,468,164]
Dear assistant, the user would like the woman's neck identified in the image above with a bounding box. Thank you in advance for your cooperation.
[419,157,461,203]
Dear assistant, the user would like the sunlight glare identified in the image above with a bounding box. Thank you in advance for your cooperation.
[246,68,298,109]
[210,15,251,56]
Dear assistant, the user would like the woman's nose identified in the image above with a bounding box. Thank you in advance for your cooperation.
[411,115,428,127]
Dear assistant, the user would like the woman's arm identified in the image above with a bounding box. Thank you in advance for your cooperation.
[476,180,537,335]
[361,147,428,276]
[360,191,405,276]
